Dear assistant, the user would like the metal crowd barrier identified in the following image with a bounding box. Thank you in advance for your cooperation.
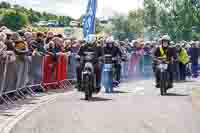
[0,53,74,107]
[42,53,73,91]
[67,53,77,81]
[125,52,154,80]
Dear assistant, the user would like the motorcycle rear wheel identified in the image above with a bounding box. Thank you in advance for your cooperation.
[84,75,92,100]
[160,72,167,96]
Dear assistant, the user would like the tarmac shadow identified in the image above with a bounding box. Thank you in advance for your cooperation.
[175,80,196,83]
[80,97,112,102]
[165,93,189,96]
[111,91,129,94]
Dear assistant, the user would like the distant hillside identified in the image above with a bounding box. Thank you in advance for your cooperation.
[0,1,73,30]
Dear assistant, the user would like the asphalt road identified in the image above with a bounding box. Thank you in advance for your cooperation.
[10,79,200,133]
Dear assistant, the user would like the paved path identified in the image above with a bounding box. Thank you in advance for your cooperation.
[9,79,200,133]
[0,90,69,133]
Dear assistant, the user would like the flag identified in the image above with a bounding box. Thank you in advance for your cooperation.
[83,0,97,38]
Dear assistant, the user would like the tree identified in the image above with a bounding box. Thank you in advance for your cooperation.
[143,0,197,41]
[144,0,158,29]
[128,9,144,36]
[1,10,29,30]
[0,1,11,8]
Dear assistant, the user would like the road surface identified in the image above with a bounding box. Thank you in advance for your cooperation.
[10,79,200,133]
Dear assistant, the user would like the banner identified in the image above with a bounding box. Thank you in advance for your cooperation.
[83,0,97,38]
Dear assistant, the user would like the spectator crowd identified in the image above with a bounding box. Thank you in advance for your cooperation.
[0,26,200,85]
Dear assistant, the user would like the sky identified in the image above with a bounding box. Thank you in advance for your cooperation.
[1,0,144,19]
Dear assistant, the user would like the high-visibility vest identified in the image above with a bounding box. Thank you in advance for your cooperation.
[178,48,189,64]
[159,47,167,58]
[159,47,170,64]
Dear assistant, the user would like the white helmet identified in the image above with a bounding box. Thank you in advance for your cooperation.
[170,41,175,45]
[176,43,181,47]
[106,36,114,43]
[145,41,151,45]
[186,44,191,48]
[190,41,195,45]
[161,35,171,41]
[86,34,96,44]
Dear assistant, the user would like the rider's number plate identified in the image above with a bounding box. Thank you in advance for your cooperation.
[159,64,168,70]
[103,64,113,72]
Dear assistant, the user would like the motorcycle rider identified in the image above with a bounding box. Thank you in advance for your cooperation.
[76,34,103,92]
[153,35,177,88]
[103,37,123,84]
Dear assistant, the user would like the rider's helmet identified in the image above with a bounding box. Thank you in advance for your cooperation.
[86,34,96,45]
[106,36,114,47]
[185,43,191,49]
[161,35,171,42]
[170,41,175,45]
[190,41,196,47]
[106,36,114,43]
[175,43,181,47]
[145,41,151,45]
[161,35,171,47]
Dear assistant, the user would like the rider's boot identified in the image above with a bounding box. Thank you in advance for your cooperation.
[167,82,173,89]
[156,83,160,88]
[155,79,160,88]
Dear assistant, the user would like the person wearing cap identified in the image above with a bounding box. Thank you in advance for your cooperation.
[176,43,189,81]
[153,35,177,89]
[76,34,103,92]
[188,41,199,78]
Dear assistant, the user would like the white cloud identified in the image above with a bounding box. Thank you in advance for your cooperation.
[1,0,143,19]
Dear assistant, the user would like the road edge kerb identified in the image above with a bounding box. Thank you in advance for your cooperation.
[0,91,74,133]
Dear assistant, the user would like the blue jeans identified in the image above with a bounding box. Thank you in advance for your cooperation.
[179,63,186,80]
[102,64,113,93]
[192,64,198,77]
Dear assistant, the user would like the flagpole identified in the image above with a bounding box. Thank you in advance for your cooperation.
[94,0,97,34]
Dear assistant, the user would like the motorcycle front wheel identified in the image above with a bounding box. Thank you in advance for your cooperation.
[160,72,167,96]
[84,75,92,100]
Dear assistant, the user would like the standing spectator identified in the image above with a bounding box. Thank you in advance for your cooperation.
[144,41,151,55]
[52,37,63,53]
[24,32,33,45]
[35,32,46,54]
[64,40,72,53]
[176,44,189,81]
[44,31,54,45]
[120,41,129,80]
[0,32,7,60]
[32,32,37,40]
[14,37,29,88]
[189,41,199,78]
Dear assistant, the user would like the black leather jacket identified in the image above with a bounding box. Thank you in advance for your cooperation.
[78,43,103,64]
